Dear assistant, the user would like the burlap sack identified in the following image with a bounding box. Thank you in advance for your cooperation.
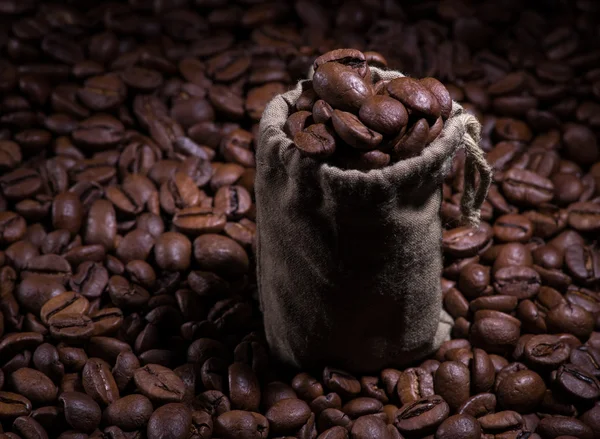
[255,66,492,373]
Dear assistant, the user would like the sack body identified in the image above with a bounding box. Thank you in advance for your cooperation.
[256,66,492,373]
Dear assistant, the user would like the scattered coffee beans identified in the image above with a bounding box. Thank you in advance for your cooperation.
[0,1,599,439]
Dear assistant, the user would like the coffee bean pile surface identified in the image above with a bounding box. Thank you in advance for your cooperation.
[285,49,452,169]
[0,1,600,439]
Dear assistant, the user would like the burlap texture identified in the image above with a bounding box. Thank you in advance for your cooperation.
[255,66,492,373]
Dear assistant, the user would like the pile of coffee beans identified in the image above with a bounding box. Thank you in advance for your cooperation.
[0,0,599,438]
[286,48,452,169]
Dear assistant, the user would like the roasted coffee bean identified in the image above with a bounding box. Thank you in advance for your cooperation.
[133,364,185,403]
[58,392,101,433]
[349,415,388,439]
[313,62,372,112]
[536,416,593,439]
[293,373,324,402]
[397,367,435,405]
[434,361,471,411]
[147,402,192,439]
[391,118,430,159]
[493,266,541,299]
[82,357,120,406]
[8,368,57,405]
[477,410,523,433]
[523,334,571,370]
[496,369,546,412]
[323,368,361,399]
[284,111,313,138]
[470,317,520,354]
[359,95,408,136]
[1,3,600,438]
[443,224,493,258]
[555,364,600,400]
[294,123,337,158]
[77,75,126,111]
[502,169,554,207]
[394,395,450,437]
[457,393,497,418]
[266,398,312,435]
[103,394,153,431]
[0,211,27,246]
[228,362,260,412]
[193,234,249,277]
[387,77,441,119]
[214,410,269,439]
[314,49,369,78]
[51,193,83,235]
[332,110,383,150]
[435,414,481,439]
[40,291,89,325]
[48,313,95,342]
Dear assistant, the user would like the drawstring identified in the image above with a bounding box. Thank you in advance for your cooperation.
[454,112,493,228]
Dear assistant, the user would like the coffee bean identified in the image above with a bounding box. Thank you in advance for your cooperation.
[493,266,541,299]
[293,373,325,402]
[420,77,452,120]
[349,415,388,439]
[496,369,546,412]
[313,63,372,112]
[82,357,120,406]
[523,334,571,370]
[397,367,434,405]
[318,426,349,439]
[477,410,523,433]
[266,398,312,434]
[537,416,593,439]
[8,368,57,405]
[394,395,450,437]
[502,168,554,207]
[284,111,313,138]
[228,362,260,412]
[103,394,153,431]
[58,392,101,433]
[434,361,471,411]
[77,75,126,111]
[323,368,361,399]
[317,408,353,432]
[332,110,383,150]
[435,414,481,439]
[40,291,89,326]
[0,169,42,200]
[48,313,94,342]
[193,234,249,277]
[112,351,140,393]
[314,49,369,79]
[214,185,252,220]
[1,3,599,438]
[154,232,192,272]
[293,123,337,158]
[555,364,600,400]
[358,95,408,136]
[214,410,269,439]
[391,118,430,159]
[133,364,185,403]
[147,403,192,439]
[568,202,600,232]
[0,211,27,245]
[32,343,64,383]
[443,224,493,258]
[457,393,497,418]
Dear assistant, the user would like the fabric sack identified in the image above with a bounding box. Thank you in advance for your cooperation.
[255,66,492,373]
